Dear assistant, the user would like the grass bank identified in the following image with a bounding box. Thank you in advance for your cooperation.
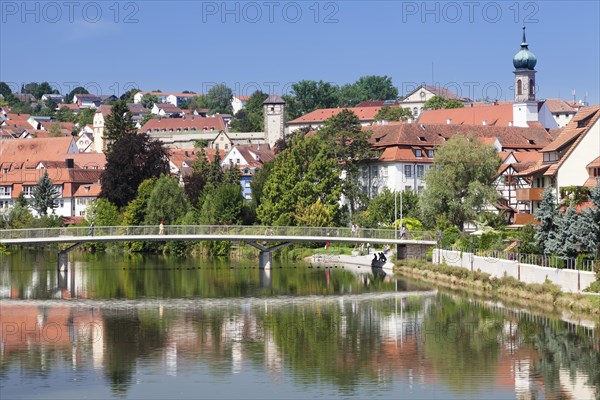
[395,259,600,317]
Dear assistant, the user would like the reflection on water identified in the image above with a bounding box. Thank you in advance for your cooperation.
[0,250,598,399]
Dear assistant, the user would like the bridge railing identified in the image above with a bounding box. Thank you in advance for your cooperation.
[0,225,438,242]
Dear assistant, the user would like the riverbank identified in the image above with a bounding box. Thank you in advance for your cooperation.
[394,260,600,317]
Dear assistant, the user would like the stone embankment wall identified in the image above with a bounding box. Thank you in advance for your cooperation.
[433,249,596,293]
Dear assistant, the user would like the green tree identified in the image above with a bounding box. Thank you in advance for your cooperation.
[0,81,13,99]
[86,198,120,226]
[144,175,190,225]
[66,86,89,103]
[6,196,34,229]
[374,106,413,121]
[140,93,159,109]
[250,161,274,209]
[205,84,233,114]
[317,109,374,214]
[289,80,340,118]
[120,88,140,103]
[339,75,398,106]
[22,82,57,100]
[579,182,600,257]
[293,198,336,227]
[199,183,243,225]
[534,188,558,255]
[103,100,136,152]
[31,171,59,216]
[424,95,465,110]
[548,206,581,258]
[419,135,501,230]
[122,178,158,226]
[76,108,95,127]
[100,133,169,208]
[56,106,76,122]
[230,90,268,132]
[49,123,63,137]
[257,135,341,226]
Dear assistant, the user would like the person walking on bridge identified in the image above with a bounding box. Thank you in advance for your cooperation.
[159,221,164,235]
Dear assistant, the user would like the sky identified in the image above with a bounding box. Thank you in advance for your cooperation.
[1,0,599,104]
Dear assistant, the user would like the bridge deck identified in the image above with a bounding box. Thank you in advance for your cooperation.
[0,225,438,246]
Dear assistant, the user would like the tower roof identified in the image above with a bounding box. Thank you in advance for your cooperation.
[263,94,285,104]
[513,26,537,70]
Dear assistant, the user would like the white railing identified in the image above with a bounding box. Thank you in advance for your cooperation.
[0,225,438,242]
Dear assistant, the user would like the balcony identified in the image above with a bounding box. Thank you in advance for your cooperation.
[516,188,544,201]
[514,213,539,225]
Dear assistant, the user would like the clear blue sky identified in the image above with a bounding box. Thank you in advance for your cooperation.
[1,1,598,103]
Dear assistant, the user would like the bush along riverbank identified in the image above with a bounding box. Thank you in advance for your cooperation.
[394,260,600,317]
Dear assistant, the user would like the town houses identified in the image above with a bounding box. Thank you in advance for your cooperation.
[0,27,597,225]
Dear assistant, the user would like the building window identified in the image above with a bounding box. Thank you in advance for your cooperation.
[404,165,412,178]
[517,79,522,95]
[415,149,422,158]
[417,186,424,194]
[23,186,34,197]
[413,107,418,116]
[0,186,11,197]
[245,181,251,188]
[370,165,378,177]
[405,186,412,192]
[427,149,434,158]
[529,79,534,96]
[416,165,424,178]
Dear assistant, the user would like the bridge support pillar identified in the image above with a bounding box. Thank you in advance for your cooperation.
[58,252,69,272]
[259,251,272,270]
[57,242,82,272]
[244,241,291,269]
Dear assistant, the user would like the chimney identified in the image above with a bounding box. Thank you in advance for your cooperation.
[446,118,452,125]
[66,158,74,169]
[482,120,487,126]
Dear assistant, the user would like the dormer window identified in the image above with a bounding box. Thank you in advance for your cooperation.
[415,149,422,157]
[419,136,426,142]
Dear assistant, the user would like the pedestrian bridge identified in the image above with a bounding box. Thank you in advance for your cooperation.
[0,225,438,269]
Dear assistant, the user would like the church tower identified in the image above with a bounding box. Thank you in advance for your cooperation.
[263,94,285,148]
[512,26,538,127]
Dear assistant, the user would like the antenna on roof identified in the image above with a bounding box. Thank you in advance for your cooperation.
[431,62,435,86]
[572,89,576,104]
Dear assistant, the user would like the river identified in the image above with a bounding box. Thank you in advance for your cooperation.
[1,250,598,399]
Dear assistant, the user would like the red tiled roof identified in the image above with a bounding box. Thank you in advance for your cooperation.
[155,104,183,113]
[418,103,514,126]
[140,116,226,133]
[587,156,600,169]
[289,106,382,124]
[0,137,77,164]
[365,123,553,150]
[57,104,79,111]
[95,105,112,118]
[541,106,600,178]
[234,95,251,101]
[378,146,434,163]
[544,98,579,114]
[73,183,102,197]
